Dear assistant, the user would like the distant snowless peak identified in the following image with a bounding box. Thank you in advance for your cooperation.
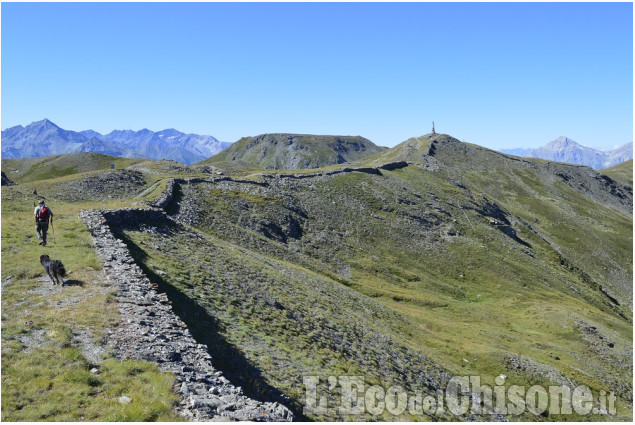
[498,137,633,170]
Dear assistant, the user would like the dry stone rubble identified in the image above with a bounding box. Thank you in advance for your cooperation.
[80,208,293,422]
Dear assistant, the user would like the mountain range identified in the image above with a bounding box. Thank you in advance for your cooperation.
[500,136,633,169]
[5,120,633,172]
[1,131,632,421]
[1,119,230,165]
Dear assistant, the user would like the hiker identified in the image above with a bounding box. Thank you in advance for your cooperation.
[34,199,54,246]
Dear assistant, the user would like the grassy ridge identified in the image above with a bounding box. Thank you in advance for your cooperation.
[1,153,145,184]
[600,159,633,188]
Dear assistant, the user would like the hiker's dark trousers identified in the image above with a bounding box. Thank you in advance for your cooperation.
[36,220,49,245]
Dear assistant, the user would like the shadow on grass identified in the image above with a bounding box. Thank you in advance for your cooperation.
[112,227,308,421]
[63,279,84,287]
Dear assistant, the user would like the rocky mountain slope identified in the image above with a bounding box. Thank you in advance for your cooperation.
[1,119,87,158]
[1,119,230,164]
[199,133,386,170]
[2,133,632,421]
[501,136,633,169]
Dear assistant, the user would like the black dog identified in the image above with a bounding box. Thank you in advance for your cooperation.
[40,255,66,285]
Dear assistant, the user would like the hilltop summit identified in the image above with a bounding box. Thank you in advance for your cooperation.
[199,133,386,170]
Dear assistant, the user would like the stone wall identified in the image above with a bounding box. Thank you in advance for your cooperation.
[79,208,293,422]
[260,161,410,180]
[150,162,411,209]
[150,177,267,209]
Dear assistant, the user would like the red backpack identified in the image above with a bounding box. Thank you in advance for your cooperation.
[38,206,50,221]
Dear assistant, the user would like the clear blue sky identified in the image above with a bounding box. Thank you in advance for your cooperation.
[1,2,632,149]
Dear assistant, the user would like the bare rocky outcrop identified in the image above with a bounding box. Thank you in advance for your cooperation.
[80,208,293,422]
[1,170,16,186]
